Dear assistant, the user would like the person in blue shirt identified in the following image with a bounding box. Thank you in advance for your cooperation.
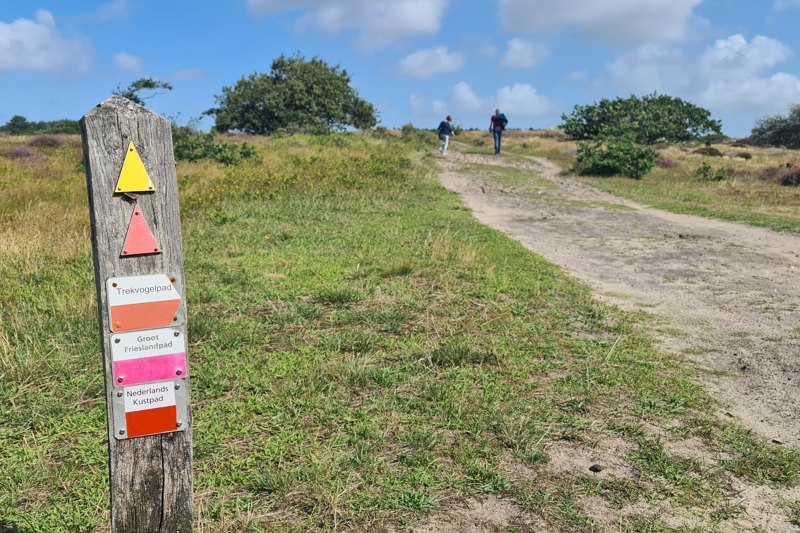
[437,115,454,155]
[489,109,508,154]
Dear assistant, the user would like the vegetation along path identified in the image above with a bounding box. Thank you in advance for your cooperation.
[438,148,800,447]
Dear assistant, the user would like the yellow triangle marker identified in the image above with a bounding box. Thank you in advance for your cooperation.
[115,142,155,193]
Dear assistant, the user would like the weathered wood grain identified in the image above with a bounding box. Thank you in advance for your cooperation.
[81,96,192,532]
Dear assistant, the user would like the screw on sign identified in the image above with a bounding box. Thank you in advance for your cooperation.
[111,381,189,439]
[115,141,155,193]
[110,328,187,387]
[121,204,161,257]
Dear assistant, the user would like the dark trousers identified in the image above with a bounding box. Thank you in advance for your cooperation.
[493,128,503,153]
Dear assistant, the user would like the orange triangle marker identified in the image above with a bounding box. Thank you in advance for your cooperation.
[121,205,161,257]
[115,142,155,193]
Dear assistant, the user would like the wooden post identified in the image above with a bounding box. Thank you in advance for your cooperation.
[81,96,193,532]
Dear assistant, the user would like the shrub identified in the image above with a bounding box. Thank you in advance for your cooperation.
[750,104,800,149]
[371,126,394,140]
[759,166,800,186]
[656,157,679,168]
[735,152,752,160]
[695,162,727,181]
[781,169,800,186]
[399,123,436,146]
[760,166,783,182]
[536,128,569,140]
[693,146,723,157]
[400,123,416,138]
[172,125,259,165]
[701,133,729,145]
[28,134,66,148]
[4,146,37,159]
[575,135,657,179]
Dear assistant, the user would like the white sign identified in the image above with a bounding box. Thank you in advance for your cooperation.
[111,379,188,440]
[111,328,185,362]
[124,381,176,413]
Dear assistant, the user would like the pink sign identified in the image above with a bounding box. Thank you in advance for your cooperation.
[111,328,187,386]
[121,204,161,257]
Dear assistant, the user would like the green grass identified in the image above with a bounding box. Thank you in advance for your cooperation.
[575,172,800,233]
[1,132,799,531]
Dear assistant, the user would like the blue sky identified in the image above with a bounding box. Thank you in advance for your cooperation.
[2,1,800,137]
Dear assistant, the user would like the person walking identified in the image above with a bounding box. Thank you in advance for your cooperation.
[437,115,455,155]
[489,109,508,154]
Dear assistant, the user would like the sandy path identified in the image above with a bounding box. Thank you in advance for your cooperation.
[438,150,800,446]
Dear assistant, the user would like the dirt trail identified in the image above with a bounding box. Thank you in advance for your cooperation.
[438,150,800,446]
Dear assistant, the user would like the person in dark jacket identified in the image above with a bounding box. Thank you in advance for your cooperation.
[489,109,508,154]
[437,115,455,155]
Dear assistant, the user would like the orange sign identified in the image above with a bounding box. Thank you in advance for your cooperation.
[107,274,182,332]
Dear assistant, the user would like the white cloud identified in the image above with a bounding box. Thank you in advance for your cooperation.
[774,0,800,10]
[501,38,549,69]
[414,82,553,123]
[397,46,464,78]
[697,35,800,112]
[603,33,800,119]
[450,82,483,113]
[495,83,552,117]
[37,10,55,28]
[700,34,790,81]
[0,10,91,72]
[409,93,449,118]
[114,52,143,72]
[247,0,448,50]
[703,72,800,113]
[607,44,688,93]
[498,0,703,43]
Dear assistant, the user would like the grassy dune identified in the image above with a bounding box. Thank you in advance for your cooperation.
[1,132,799,531]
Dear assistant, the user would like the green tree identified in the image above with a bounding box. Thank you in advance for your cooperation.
[112,77,173,106]
[0,115,79,135]
[749,105,800,149]
[561,93,722,144]
[206,54,378,134]
[1,115,31,135]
